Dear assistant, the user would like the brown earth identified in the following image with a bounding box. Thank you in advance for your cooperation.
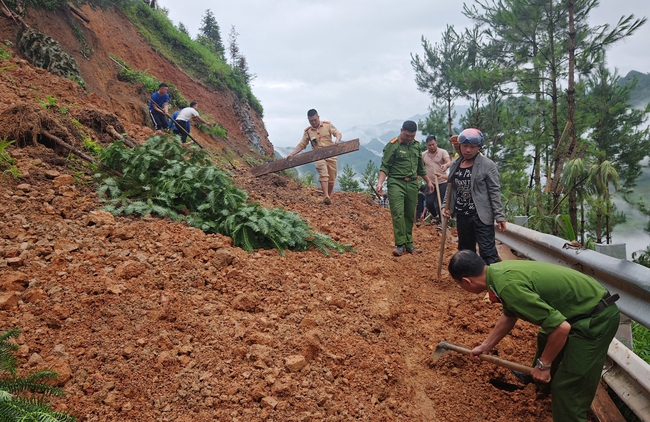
[0,5,563,422]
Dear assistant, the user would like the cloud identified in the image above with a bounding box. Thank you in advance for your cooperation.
[158,0,650,148]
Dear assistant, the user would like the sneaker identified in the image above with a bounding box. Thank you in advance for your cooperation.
[323,197,332,205]
[406,247,422,254]
[510,369,533,385]
[436,225,443,232]
[393,246,406,256]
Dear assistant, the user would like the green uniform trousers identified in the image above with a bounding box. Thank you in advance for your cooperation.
[534,304,619,422]
[387,178,419,247]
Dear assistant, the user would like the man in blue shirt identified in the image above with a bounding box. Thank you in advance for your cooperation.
[149,83,170,132]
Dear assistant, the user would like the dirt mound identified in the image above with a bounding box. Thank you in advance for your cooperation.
[68,107,126,137]
[0,4,564,422]
[0,103,73,146]
[0,141,558,421]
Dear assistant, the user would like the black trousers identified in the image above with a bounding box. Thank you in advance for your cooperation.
[456,213,500,264]
[149,110,168,131]
[173,120,190,143]
[425,183,447,219]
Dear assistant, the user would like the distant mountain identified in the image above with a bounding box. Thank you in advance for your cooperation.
[344,114,428,146]
[619,70,650,109]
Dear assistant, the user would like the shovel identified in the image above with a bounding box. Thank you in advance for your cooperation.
[433,342,532,375]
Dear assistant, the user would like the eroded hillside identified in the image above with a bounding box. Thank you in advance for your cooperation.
[0,4,562,422]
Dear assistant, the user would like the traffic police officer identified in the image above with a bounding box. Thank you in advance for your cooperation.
[376,120,434,256]
[288,109,342,204]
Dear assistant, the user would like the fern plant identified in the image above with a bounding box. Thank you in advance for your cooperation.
[0,328,76,422]
[97,136,353,255]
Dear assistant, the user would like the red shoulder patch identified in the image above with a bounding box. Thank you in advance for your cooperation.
[488,289,501,303]
[389,137,399,144]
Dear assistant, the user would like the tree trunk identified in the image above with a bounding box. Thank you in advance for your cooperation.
[580,199,585,245]
[606,199,612,244]
[548,1,561,235]
[447,97,453,138]
[596,204,603,244]
[567,0,578,231]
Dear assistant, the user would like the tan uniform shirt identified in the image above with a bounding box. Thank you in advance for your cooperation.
[298,121,341,150]
[422,148,450,183]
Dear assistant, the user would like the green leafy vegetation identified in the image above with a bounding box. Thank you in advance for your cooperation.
[338,164,362,192]
[300,173,316,187]
[0,46,11,61]
[119,1,262,116]
[0,328,76,422]
[413,2,649,245]
[0,138,21,179]
[197,9,225,59]
[97,137,352,255]
[632,322,650,365]
[359,160,379,197]
[196,121,227,138]
[37,94,58,110]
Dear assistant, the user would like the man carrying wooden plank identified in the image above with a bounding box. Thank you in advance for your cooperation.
[287,109,342,204]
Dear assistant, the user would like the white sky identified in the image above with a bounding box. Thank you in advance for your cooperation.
[158,0,650,148]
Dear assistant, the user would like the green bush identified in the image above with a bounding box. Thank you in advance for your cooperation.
[0,328,76,422]
[0,46,10,61]
[97,136,352,255]
[196,122,227,138]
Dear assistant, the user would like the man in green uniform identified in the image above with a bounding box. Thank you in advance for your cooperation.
[448,250,620,422]
[376,121,435,256]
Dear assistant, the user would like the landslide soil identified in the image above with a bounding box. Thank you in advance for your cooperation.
[0,5,555,422]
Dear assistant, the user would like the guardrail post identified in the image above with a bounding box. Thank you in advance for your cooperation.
[596,243,634,349]
[513,216,529,227]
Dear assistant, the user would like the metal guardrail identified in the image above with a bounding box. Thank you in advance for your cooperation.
[605,338,650,419]
[495,223,650,421]
[495,223,650,329]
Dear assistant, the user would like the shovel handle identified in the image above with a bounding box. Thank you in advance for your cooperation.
[436,186,453,278]
[439,342,533,375]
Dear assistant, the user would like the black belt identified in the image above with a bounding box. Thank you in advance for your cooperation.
[392,176,416,182]
[567,292,619,325]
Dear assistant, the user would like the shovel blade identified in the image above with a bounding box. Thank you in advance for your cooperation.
[432,342,453,362]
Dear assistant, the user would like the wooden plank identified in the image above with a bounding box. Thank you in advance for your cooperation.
[250,139,360,177]
[590,382,626,422]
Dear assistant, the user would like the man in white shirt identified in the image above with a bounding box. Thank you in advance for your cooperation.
[422,135,451,225]
[172,101,212,143]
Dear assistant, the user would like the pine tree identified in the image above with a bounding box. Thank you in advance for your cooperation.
[177,22,189,37]
[197,9,225,59]
[339,164,362,192]
[359,160,380,197]
[228,25,256,85]
[411,25,467,138]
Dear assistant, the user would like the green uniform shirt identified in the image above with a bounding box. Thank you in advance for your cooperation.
[486,260,607,334]
[380,137,427,179]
